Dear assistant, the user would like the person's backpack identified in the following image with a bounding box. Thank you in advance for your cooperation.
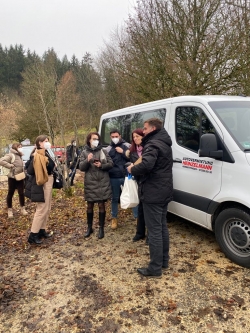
[0,153,15,176]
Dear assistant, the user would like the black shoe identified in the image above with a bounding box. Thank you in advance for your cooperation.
[84,226,93,238]
[98,227,104,239]
[137,267,162,278]
[162,264,169,270]
[132,234,145,242]
[38,229,52,239]
[28,232,42,245]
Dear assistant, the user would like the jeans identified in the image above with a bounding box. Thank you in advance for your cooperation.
[110,177,124,218]
[132,205,138,218]
[142,202,169,274]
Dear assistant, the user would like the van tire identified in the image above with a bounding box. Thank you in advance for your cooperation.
[215,208,250,268]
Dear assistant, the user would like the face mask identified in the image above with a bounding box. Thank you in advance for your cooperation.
[18,148,23,153]
[92,140,99,147]
[73,142,76,146]
[112,138,119,145]
[44,142,51,150]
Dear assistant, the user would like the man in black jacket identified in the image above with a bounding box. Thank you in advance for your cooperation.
[127,118,173,278]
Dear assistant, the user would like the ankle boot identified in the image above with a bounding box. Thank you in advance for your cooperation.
[98,212,106,239]
[21,206,28,215]
[84,213,93,238]
[38,229,52,238]
[8,208,13,218]
[28,232,42,244]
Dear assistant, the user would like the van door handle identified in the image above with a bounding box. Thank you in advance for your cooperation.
[173,158,182,163]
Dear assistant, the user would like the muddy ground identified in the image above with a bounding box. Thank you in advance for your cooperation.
[0,173,249,333]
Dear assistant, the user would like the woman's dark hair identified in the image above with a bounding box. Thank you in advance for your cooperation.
[86,132,101,146]
[35,135,49,149]
[12,143,22,156]
[130,128,144,152]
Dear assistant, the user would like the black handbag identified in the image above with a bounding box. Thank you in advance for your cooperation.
[53,170,63,189]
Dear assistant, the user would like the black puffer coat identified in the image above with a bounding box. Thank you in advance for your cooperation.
[79,145,113,202]
[24,156,45,202]
[105,139,130,178]
[131,128,173,204]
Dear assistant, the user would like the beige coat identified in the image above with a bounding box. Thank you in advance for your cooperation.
[0,148,24,178]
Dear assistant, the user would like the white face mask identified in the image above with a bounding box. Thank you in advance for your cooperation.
[92,140,99,147]
[44,142,51,150]
[18,147,23,153]
[73,142,76,146]
[112,138,119,145]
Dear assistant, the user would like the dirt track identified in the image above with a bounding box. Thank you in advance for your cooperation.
[0,176,250,333]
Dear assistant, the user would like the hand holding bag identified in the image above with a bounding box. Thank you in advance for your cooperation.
[120,174,139,209]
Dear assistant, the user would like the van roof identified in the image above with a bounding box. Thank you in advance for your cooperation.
[100,95,250,118]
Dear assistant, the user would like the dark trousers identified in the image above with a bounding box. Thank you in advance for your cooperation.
[7,177,25,208]
[142,202,169,274]
[135,201,146,237]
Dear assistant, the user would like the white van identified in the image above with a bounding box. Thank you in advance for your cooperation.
[99,95,250,268]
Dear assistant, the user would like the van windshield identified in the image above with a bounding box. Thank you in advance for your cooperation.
[209,101,250,150]
[100,108,166,146]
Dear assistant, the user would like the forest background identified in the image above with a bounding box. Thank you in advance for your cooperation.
[1,0,250,151]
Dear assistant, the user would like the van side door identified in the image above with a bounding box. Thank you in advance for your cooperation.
[168,102,223,228]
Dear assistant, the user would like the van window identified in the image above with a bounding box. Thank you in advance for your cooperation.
[176,106,215,153]
[100,108,166,145]
[209,101,250,150]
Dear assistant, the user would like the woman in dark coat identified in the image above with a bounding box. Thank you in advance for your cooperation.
[126,129,146,242]
[79,132,113,239]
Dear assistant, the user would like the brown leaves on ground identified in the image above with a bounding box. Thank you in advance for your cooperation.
[0,174,250,332]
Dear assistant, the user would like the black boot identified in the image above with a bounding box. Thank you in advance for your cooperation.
[28,232,42,244]
[84,213,93,238]
[98,212,105,239]
[38,229,52,239]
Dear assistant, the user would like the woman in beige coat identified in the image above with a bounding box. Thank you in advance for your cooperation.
[0,143,28,218]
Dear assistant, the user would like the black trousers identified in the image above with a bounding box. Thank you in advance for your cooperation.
[135,201,146,237]
[7,177,25,208]
[142,202,169,274]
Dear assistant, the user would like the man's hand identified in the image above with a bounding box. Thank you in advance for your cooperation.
[127,163,134,174]
[115,147,123,154]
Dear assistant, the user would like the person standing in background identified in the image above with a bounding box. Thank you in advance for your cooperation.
[105,129,130,230]
[0,143,28,218]
[127,118,173,278]
[66,139,80,186]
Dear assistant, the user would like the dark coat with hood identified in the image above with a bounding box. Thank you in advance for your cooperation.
[24,156,44,202]
[131,128,173,204]
[79,145,113,202]
[105,139,130,178]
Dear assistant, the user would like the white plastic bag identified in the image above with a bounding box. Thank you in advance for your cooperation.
[120,175,139,209]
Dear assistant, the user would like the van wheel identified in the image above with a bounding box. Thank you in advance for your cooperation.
[215,208,250,268]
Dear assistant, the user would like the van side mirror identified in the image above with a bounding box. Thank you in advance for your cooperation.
[198,133,223,159]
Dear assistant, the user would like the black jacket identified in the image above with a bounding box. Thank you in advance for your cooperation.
[131,128,173,204]
[24,156,45,202]
[106,139,130,178]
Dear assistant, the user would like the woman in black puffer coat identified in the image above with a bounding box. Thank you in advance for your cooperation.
[79,132,113,239]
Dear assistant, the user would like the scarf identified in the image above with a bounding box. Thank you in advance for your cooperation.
[33,149,49,185]
[136,145,143,157]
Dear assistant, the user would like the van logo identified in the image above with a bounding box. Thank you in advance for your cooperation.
[182,157,213,173]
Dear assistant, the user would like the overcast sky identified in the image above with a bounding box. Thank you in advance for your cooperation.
[1,0,136,60]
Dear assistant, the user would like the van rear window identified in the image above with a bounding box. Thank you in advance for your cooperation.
[100,108,166,146]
